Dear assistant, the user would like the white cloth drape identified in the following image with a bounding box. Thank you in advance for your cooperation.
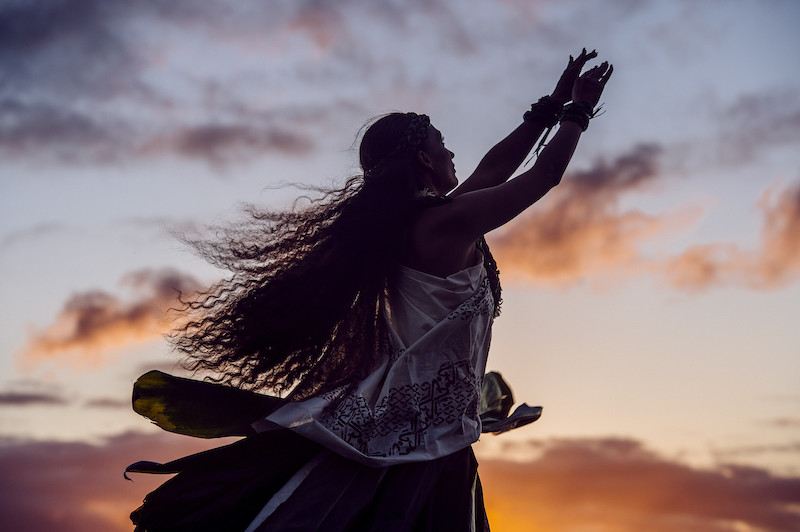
[252,257,494,466]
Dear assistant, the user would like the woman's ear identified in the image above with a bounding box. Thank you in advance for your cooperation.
[416,149,433,169]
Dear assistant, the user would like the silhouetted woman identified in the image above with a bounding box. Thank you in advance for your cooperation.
[127,49,612,531]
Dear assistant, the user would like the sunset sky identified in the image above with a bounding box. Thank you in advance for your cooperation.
[1,1,799,530]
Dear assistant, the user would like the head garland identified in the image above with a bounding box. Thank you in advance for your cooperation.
[399,113,430,152]
[360,112,430,177]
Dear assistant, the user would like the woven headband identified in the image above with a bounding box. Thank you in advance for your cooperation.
[399,113,430,151]
[363,113,430,177]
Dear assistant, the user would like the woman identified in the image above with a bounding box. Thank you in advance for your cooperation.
[127,49,612,531]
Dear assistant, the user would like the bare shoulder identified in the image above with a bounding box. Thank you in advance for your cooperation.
[400,206,478,277]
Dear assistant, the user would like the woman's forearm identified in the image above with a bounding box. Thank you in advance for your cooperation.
[474,119,546,181]
[443,121,584,241]
[526,120,582,189]
[486,120,583,226]
[454,117,549,195]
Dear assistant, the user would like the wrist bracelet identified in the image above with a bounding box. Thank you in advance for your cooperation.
[523,96,563,128]
[559,101,596,131]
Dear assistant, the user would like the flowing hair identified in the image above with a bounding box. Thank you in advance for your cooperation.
[170,113,501,400]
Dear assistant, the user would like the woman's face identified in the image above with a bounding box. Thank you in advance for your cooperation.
[421,126,457,195]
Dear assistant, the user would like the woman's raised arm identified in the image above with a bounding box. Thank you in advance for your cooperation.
[409,59,613,275]
[452,49,598,197]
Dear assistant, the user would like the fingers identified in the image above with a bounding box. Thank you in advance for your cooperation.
[575,48,597,65]
[600,64,614,85]
[567,48,597,70]
[582,61,610,81]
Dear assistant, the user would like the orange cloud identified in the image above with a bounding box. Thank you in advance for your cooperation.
[18,268,202,369]
[665,181,800,290]
[478,438,800,532]
[491,144,673,284]
[287,3,346,51]
[757,181,800,284]
[663,242,750,290]
[490,142,800,291]
[1,434,797,532]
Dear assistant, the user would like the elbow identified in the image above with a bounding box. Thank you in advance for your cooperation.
[540,160,564,189]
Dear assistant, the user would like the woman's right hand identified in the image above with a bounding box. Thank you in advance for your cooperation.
[572,61,613,108]
[551,48,597,105]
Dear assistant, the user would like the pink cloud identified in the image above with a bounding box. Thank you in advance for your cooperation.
[480,438,800,532]
[1,433,797,532]
[487,141,800,290]
[0,431,225,532]
[665,181,800,290]
[143,123,314,166]
[18,268,203,369]
[490,144,675,284]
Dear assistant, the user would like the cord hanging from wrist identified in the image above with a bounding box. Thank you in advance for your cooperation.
[522,96,563,166]
[524,101,605,166]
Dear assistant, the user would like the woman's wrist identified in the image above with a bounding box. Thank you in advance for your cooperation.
[559,101,595,131]
[523,96,563,128]
[549,93,569,106]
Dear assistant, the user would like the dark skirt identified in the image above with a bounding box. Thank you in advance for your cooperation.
[128,429,488,531]
[124,370,536,531]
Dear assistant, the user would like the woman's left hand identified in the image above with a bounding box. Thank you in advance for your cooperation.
[572,61,613,108]
[551,48,597,104]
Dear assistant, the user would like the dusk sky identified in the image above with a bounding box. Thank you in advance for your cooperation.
[1,1,799,530]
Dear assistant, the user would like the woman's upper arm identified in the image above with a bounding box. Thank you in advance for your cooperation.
[408,164,560,274]
[450,167,502,198]
[441,120,583,241]
[438,162,559,243]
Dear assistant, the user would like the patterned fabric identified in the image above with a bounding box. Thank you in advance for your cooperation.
[318,359,481,457]
[252,257,494,466]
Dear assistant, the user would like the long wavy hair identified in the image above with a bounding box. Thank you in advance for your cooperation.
[171,113,501,399]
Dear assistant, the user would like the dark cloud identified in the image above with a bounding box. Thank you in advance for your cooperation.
[143,123,314,166]
[84,397,130,409]
[491,144,673,283]
[568,143,662,193]
[0,99,128,162]
[479,437,800,532]
[1,433,797,532]
[18,268,204,368]
[0,391,67,407]
[0,221,71,249]
[715,91,800,164]
[711,442,800,459]
[0,0,137,98]
[764,417,800,429]
[0,98,317,166]
[0,431,228,532]
[0,1,326,166]
[0,0,555,166]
